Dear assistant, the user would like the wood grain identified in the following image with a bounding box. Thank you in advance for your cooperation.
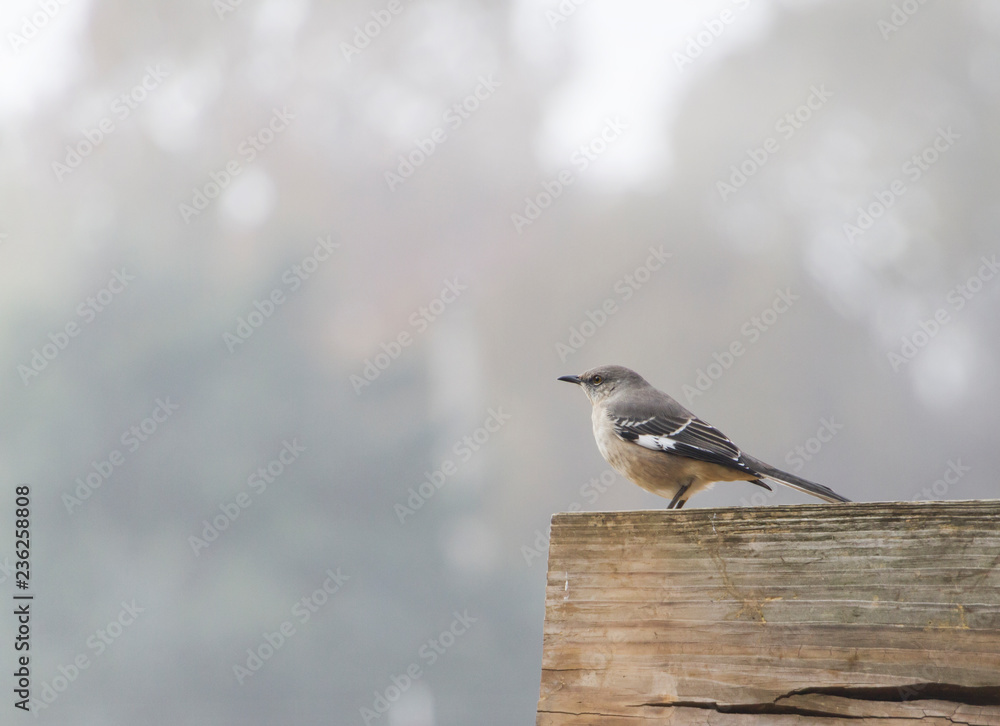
[536,501,1000,725]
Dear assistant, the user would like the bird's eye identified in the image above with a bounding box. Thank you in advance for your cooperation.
[591,375,603,385]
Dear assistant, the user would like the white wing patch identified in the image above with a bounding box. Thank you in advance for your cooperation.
[629,418,692,453]
[635,434,677,451]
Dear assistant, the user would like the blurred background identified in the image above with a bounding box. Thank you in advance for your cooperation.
[2,0,999,723]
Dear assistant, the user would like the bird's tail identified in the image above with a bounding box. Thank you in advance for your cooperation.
[742,455,851,503]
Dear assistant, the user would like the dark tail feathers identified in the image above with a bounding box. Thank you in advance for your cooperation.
[742,455,851,503]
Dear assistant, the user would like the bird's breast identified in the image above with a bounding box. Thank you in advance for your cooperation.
[592,407,636,475]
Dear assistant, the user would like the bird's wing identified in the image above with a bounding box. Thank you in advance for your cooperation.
[609,411,760,477]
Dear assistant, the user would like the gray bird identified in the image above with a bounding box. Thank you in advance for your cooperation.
[558,364,851,509]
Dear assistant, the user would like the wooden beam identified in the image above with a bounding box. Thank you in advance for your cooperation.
[536,501,1000,725]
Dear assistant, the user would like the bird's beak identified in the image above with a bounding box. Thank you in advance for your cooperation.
[557,374,582,385]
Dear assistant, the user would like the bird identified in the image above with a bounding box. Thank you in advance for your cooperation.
[558,364,851,509]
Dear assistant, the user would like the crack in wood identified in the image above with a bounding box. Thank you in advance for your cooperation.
[780,684,1000,707]
[637,699,869,719]
[635,684,1000,720]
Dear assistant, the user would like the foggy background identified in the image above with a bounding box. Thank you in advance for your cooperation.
[2,0,999,723]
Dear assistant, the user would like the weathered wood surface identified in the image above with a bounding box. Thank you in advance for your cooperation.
[537,501,1000,725]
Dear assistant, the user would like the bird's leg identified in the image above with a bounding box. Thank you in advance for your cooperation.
[667,482,691,509]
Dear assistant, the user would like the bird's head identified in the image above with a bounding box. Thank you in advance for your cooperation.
[557,364,650,405]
